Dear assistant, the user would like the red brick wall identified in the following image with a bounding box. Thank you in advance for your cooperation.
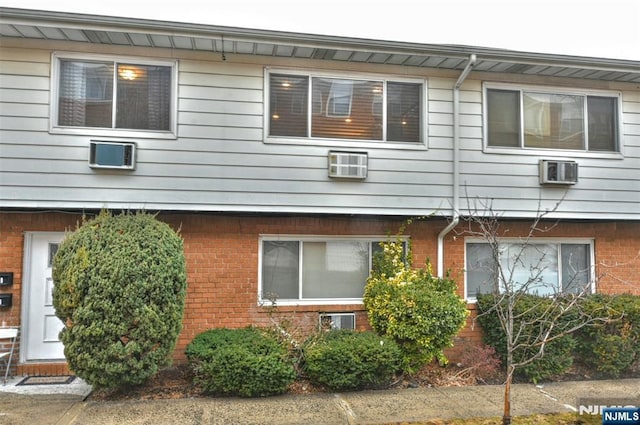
[1,211,638,373]
[163,213,438,361]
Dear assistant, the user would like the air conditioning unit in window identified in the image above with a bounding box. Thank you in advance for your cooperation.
[328,151,367,179]
[319,313,356,330]
[539,160,578,185]
[89,141,136,170]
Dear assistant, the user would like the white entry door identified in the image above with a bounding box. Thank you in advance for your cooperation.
[22,232,66,362]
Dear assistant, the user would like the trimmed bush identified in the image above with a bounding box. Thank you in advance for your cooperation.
[303,330,402,392]
[476,294,577,383]
[186,327,296,397]
[575,294,640,377]
[364,239,468,372]
[478,293,640,381]
[52,211,187,389]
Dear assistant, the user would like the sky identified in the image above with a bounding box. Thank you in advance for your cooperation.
[1,0,639,61]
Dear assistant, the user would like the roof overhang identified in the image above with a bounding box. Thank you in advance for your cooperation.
[1,7,639,83]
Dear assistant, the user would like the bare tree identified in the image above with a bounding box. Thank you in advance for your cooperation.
[459,198,612,425]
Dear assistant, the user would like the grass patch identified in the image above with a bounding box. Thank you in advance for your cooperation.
[383,412,601,424]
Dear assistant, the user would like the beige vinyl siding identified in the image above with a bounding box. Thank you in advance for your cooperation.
[457,80,640,218]
[1,42,639,219]
[0,45,447,216]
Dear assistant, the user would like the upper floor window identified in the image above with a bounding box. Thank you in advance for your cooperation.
[485,85,619,152]
[260,236,406,305]
[268,71,424,144]
[52,53,176,137]
[465,239,594,301]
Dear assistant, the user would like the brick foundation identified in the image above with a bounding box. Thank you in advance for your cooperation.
[1,211,638,373]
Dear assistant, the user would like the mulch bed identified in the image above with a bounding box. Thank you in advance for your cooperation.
[87,360,640,402]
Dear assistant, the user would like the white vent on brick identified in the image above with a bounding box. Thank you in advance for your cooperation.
[319,313,356,330]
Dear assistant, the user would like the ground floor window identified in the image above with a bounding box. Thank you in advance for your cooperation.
[465,239,594,300]
[260,236,402,304]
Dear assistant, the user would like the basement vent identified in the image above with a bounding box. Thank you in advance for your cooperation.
[539,160,578,185]
[319,313,356,330]
[89,141,136,170]
[328,151,367,179]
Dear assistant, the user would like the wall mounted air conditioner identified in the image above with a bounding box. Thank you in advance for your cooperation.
[319,313,356,330]
[89,141,136,170]
[328,151,367,179]
[539,160,578,185]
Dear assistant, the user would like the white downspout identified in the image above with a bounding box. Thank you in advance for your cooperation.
[437,54,476,278]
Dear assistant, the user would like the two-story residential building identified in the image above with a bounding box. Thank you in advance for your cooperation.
[1,7,639,376]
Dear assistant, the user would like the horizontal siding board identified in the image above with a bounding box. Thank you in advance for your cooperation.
[0,134,434,160]
[0,88,48,104]
[0,116,48,131]
[0,102,48,118]
[428,112,452,126]
[178,111,262,128]
[622,101,640,113]
[0,156,451,184]
[429,100,452,114]
[461,187,640,209]
[459,126,482,138]
[0,47,50,63]
[428,78,453,90]
[624,112,640,124]
[178,125,263,140]
[0,172,451,198]
[0,185,442,210]
[0,60,50,76]
[180,72,262,90]
[459,102,482,115]
[0,74,49,90]
[623,123,640,135]
[179,85,262,102]
[179,98,262,115]
[179,60,262,77]
[0,144,87,160]
[623,91,640,102]
[461,173,639,191]
[459,89,482,103]
[460,114,482,127]
[430,88,453,101]
[460,156,638,179]
[0,158,86,174]
[456,198,640,217]
[429,124,452,137]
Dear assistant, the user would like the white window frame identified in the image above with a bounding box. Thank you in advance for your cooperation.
[464,238,596,302]
[258,235,407,306]
[50,52,178,139]
[482,82,623,159]
[264,67,428,150]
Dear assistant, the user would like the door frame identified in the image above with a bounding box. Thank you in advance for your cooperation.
[21,231,67,363]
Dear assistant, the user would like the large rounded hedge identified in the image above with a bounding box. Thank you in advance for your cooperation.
[52,211,187,389]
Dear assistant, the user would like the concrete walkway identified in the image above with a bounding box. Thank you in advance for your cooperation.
[1,376,638,425]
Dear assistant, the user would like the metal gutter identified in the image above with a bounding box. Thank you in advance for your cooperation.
[1,7,639,73]
[437,54,476,278]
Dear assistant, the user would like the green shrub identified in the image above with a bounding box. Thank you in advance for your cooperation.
[303,330,402,391]
[476,294,577,383]
[52,211,187,389]
[575,294,640,377]
[186,327,296,397]
[364,239,468,372]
